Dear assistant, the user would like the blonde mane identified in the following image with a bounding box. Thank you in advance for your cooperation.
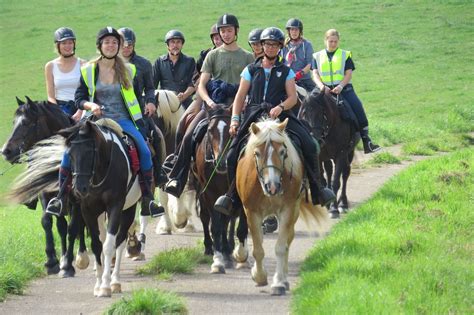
[245,118,301,173]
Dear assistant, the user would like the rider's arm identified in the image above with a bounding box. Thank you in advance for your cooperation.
[44,61,57,104]
[331,69,352,95]
[198,72,214,106]
[232,77,251,117]
[312,69,325,90]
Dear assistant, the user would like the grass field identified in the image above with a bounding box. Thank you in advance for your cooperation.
[292,148,474,314]
[0,0,472,310]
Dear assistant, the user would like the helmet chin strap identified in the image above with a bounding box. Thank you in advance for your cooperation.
[100,47,118,60]
[61,52,75,58]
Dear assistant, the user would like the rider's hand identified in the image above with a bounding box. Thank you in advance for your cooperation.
[269,105,284,119]
[330,85,343,95]
[144,103,156,117]
[229,123,239,137]
[90,103,102,117]
[177,93,184,102]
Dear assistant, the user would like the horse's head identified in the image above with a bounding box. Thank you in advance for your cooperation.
[248,118,290,196]
[204,103,231,173]
[299,89,339,137]
[59,121,100,198]
[2,97,72,164]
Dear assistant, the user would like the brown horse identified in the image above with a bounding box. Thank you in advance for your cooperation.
[192,103,249,272]
[236,118,326,295]
[298,89,360,218]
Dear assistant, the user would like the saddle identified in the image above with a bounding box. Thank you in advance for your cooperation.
[334,95,360,131]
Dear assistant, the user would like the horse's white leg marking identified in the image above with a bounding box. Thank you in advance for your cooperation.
[139,215,148,253]
[99,232,116,297]
[248,210,267,286]
[111,240,125,293]
[93,263,103,296]
[272,208,291,292]
[211,251,225,274]
[156,189,172,235]
[233,239,250,269]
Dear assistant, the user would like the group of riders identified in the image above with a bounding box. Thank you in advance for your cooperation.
[43,13,381,220]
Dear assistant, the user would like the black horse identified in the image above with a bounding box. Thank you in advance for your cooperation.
[2,97,87,276]
[299,89,360,219]
[191,103,249,272]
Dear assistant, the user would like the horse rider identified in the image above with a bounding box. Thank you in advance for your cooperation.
[281,18,316,93]
[118,27,168,186]
[152,30,196,109]
[248,28,264,59]
[46,27,164,218]
[214,27,336,215]
[313,29,381,153]
[44,27,84,121]
[164,13,254,198]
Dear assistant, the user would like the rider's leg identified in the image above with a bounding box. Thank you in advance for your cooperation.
[342,87,380,153]
[165,109,207,198]
[175,99,202,148]
[120,120,164,218]
[287,118,336,207]
[45,153,71,216]
[145,117,167,186]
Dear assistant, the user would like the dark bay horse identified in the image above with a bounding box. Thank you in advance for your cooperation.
[236,118,327,295]
[298,89,360,218]
[191,103,249,273]
[2,97,88,276]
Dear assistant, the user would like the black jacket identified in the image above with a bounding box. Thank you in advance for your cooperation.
[129,52,155,109]
[152,53,195,93]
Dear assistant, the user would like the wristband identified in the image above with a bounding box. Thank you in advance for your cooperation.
[231,115,240,122]
[278,104,285,111]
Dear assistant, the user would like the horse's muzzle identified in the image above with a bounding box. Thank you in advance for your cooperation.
[264,181,282,196]
[73,178,90,199]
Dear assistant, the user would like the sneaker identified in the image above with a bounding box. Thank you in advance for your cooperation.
[45,197,62,217]
[363,139,381,154]
[145,199,165,218]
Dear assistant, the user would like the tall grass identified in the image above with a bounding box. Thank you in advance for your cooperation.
[292,148,474,314]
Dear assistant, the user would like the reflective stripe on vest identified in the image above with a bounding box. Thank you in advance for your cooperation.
[313,48,351,85]
[80,63,143,123]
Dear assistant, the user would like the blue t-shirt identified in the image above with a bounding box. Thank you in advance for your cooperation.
[241,67,296,96]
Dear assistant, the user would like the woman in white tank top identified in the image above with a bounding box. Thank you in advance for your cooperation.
[44,27,84,121]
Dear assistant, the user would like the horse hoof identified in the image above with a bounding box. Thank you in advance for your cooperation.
[98,288,112,297]
[111,283,122,293]
[60,267,76,278]
[47,264,60,275]
[132,253,145,261]
[236,262,250,270]
[329,210,340,219]
[75,252,90,270]
[94,288,100,297]
[339,206,349,214]
[224,260,234,269]
[210,265,225,274]
[271,286,286,296]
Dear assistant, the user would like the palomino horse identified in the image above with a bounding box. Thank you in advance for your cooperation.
[2,97,88,277]
[298,89,360,218]
[192,103,249,272]
[236,118,327,295]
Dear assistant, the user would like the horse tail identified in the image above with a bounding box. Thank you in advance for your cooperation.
[298,197,328,230]
[7,135,65,204]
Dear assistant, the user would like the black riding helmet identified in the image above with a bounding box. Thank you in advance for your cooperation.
[54,27,76,42]
[96,27,121,59]
[118,27,136,46]
[285,18,303,33]
[260,27,285,46]
[164,30,185,44]
[248,28,263,44]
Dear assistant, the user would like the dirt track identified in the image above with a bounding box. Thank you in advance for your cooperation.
[0,146,425,315]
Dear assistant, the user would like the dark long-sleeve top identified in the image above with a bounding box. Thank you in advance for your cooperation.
[152,52,196,93]
[129,52,156,109]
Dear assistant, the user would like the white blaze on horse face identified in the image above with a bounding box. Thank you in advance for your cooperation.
[263,142,282,196]
[217,120,227,154]
[13,115,25,132]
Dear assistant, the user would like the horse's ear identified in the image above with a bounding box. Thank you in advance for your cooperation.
[16,97,25,106]
[278,118,289,131]
[25,96,34,104]
[250,122,260,135]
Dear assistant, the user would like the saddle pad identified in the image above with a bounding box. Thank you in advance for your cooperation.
[96,118,124,138]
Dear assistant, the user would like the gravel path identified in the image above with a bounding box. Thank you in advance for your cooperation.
[0,147,425,315]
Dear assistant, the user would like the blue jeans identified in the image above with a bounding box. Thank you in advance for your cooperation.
[61,119,152,172]
[341,85,368,130]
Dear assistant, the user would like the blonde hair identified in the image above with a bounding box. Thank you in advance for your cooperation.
[90,55,132,89]
[325,29,340,40]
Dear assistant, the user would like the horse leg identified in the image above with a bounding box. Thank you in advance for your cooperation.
[156,189,172,235]
[56,214,68,270]
[84,216,103,297]
[233,210,249,269]
[210,209,225,274]
[338,157,351,213]
[222,215,233,269]
[75,209,90,270]
[111,206,136,294]
[329,158,345,219]
[248,210,267,286]
[323,160,334,190]
[41,211,60,275]
[271,209,295,296]
[132,214,147,261]
[60,203,79,278]
[201,209,213,256]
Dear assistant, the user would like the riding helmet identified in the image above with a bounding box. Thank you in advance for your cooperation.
[96,26,121,47]
[209,23,218,39]
[216,14,239,30]
[260,27,285,45]
[118,27,136,46]
[54,27,76,43]
[164,30,185,44]
[248,28,264,44]
[285,18,303,32]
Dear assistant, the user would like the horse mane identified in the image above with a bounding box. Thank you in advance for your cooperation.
[245,118,301,173]
[155,90,182,134]
[16,99,74,126]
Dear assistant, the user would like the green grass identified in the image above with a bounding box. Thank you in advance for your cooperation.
[137,246,212,276]
[292,148,474,314]
[0,0,473,304]
[368,151,402,166]
[104,288,187,315]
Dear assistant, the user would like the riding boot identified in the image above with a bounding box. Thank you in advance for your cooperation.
[214,147,241,217]
[360,128,381,154]
[150,128,168,187]
[306,158,336,208]
[139,170,165,218]
[45,167,71,217]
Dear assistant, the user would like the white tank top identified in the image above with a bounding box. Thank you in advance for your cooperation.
[53,59,81,101]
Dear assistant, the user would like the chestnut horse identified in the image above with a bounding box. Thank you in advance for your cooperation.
[236,118,326,295]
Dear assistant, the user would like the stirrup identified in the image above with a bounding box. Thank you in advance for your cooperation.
[45,197,63,217]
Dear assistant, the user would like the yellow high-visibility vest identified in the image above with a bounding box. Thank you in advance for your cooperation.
[80,63,143,124]
[313,48,351,86]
